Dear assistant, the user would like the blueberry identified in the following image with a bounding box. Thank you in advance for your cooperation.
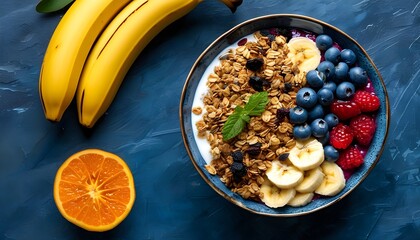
[311,118,329,138]
[340,49,357,66]
[336,81,355,100]
[334,62,349,81]
[246,58,264,71]
[293,124,312,140]
[231,151,243,163]
[323,81,337,93]
[317,61,336,80]
[317,132,330,146]
[317,88,334,106]
[307,104,325,122]
[324,145,339,162]
[324,47,341,64]
[349,66,368,87]
[315,34,333,51]
[248,76,264,91]
[306,70,326,89]
[289,106,308,124]
[324,113,339,130]
[296,87,318,109]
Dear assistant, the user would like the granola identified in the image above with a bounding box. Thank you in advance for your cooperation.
[194,30,305,202]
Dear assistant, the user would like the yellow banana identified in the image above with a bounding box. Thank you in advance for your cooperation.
[76,0,242,128]
[39,0,132,121]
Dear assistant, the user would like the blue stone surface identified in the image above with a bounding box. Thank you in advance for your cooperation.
[0,0,419,239]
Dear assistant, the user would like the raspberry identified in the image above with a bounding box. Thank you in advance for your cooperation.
[350,114,376,146]
[353,90,380,112]
[336,146,364,170]
[329,123,354,149]
[330,100,361,120]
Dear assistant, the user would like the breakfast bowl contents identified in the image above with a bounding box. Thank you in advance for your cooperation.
[180,14,389,216]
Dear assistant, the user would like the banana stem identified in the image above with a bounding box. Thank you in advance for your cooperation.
[219,0,243,13]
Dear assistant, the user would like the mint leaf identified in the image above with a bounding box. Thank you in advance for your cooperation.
[244,91,269,116]
[36,0,74,13]
[222,106,245,141]
[222,92,269,140]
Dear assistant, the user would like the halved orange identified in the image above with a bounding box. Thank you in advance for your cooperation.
[53,149,135,232]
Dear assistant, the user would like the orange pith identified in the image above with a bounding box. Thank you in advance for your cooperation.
[53,149,135,232]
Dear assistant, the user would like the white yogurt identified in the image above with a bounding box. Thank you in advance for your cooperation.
[191,34,256,164]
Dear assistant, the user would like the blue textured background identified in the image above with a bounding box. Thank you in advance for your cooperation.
[0,0,419,239]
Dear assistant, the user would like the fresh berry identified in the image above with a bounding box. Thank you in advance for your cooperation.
[315,34,333,51]
[246,58,264,71]
[350,114,376,146]
[329,123,354,149]
[317,88,334,106]
[352,90,380,112]
[336,146,364,170]
[324,113,339,130]
[289,106,308,124]
[330,99,361,120]
[323,81,337,92]
[336,81,355,100]
[324,47,341,64]
[293,123,312,140]
[324,145,339,162]
[334,62,349,81]
[307,104,324,122]
[317,131,330,145]
[296,87,318,109]
[306,70,326,89]
[317,61,336,80]
[349,66,368,87]
[311,118,329,138]
[340,49,357,66]
[231,151,243,163]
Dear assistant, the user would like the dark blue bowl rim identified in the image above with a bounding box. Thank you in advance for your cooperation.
[179,14,390,217]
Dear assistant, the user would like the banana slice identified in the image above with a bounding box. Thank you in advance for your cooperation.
[287,192,314,207]
[315,161,346,196]
[266,160,304,189]
[295,167,325,193]
[288,138,324,171]
[260,178,296,208]
[287,37,321,73]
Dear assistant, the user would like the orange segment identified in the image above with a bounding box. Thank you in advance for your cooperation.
[53,149,135,232]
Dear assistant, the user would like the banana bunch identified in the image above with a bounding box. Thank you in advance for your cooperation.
[39,0,242,127]
[260,138,346,208]
[287,37,321,74]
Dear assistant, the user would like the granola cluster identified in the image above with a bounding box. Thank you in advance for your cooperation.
[193,31,306,202]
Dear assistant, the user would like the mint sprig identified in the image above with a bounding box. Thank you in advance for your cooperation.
[222,92,269,140]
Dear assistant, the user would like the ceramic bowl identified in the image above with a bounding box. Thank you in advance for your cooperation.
[179,14,389,216]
